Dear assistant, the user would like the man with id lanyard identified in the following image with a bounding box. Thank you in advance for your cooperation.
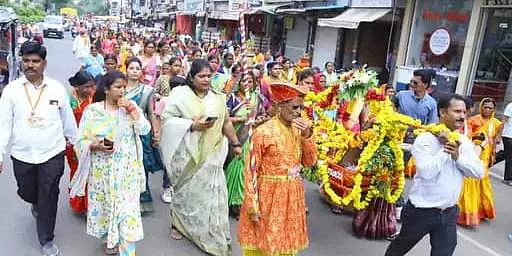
[0,41,77,256]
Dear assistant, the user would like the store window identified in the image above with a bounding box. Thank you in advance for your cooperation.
[471,9,512,114]
[396,0,473,96]
[406,0,473,70]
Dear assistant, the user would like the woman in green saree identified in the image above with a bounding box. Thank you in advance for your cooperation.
[160,59,241,256]
[124,57,163,214]
[224,71,268,219]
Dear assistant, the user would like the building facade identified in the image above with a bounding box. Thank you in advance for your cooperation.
[394,0,512,114]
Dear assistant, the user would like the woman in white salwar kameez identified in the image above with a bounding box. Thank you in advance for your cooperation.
[159,59,242,256]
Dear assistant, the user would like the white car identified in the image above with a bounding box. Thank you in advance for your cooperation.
[43,15,65,39]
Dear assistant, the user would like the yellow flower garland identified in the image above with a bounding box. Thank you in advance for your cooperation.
[414,124,461,143]
[306,71,460,211]
[311,96,421,210]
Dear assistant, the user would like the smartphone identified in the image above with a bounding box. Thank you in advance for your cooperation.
[103,138,114,150]
[205,116,218,122]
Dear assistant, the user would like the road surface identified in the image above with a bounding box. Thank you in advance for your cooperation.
[0,34,511,256]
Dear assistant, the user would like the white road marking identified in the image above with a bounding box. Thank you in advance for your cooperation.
[457,231,505,256]
[489,171,504,180]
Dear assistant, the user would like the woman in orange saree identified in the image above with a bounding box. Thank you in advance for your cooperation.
[457,97,501,226]
[238,82,317,256]
[66,71,95,213]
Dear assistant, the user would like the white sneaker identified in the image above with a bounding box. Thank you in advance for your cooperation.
[161,188,172,204]
[41,241,59,256]
[396,206,403,221]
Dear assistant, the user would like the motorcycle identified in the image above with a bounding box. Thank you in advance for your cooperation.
[71,26,78,38]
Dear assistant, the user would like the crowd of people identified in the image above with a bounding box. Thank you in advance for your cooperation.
[0,23,511,256]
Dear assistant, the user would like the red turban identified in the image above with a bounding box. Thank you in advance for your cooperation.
[269,82,306,103]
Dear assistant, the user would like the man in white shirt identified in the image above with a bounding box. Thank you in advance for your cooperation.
[385,94,484,256]
[0,41,77,256]
[501,101,512,185]
[72,28,90,61]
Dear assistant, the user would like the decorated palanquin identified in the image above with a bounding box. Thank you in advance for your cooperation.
[303,67,461,239]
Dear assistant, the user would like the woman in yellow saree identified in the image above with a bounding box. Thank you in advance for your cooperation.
[457,97,501,227]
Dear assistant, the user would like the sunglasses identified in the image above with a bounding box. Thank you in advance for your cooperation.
[410,80,418,85]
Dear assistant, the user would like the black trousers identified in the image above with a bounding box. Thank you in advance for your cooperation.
[503,137,512,181]
[385,201,459,256]
[12,152,65,246]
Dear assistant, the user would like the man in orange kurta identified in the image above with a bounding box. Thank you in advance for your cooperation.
[238,82,317,255]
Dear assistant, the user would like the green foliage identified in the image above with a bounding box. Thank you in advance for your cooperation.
[76,0,107,15]
[364,141,396,173]
[5,2,46,23]
[302,167,319,183]
[364,141,396,197]
[47,0,73,11]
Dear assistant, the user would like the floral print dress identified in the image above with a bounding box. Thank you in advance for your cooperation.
[75,102,150,248]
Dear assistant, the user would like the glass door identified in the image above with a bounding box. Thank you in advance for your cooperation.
[470,8,512,115]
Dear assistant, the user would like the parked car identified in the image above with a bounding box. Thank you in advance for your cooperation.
[42,15,64,39]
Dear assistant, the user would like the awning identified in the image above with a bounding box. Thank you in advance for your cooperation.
[209,11,240,21]
[305,5,346,11]
[318,8,390,29]
[275,8,305,14]
[276,4,346,14]
[157,11,178,19]
[258,3,292,14]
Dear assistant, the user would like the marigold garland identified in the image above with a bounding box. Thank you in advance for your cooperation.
[306,67,460,211]
[413,124,461,143]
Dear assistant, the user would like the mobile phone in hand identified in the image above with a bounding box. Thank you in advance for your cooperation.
[103,138,114,150]
[205,116,218,122]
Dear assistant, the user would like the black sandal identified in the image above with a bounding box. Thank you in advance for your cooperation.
[502,180,512,186]
[103,243,119,255]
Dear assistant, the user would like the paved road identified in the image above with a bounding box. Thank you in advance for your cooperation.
[1,35,511,255]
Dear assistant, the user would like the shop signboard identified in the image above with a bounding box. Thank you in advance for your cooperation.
[351,0,392,8]
[483,0,512,7]
[429,28,451,55]
[184,0,204,12]
[263,0,293,4]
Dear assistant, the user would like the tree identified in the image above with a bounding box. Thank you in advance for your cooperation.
[76,0,107,16]
[13,4,46,23]
[44,0,72,12]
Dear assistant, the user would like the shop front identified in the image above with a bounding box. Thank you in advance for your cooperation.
[317,0,405,83]
[176,14,194,34]
[395,0,473,98]
[468,3,512,113]
[395,0,512,114]
[284,15,311,61]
